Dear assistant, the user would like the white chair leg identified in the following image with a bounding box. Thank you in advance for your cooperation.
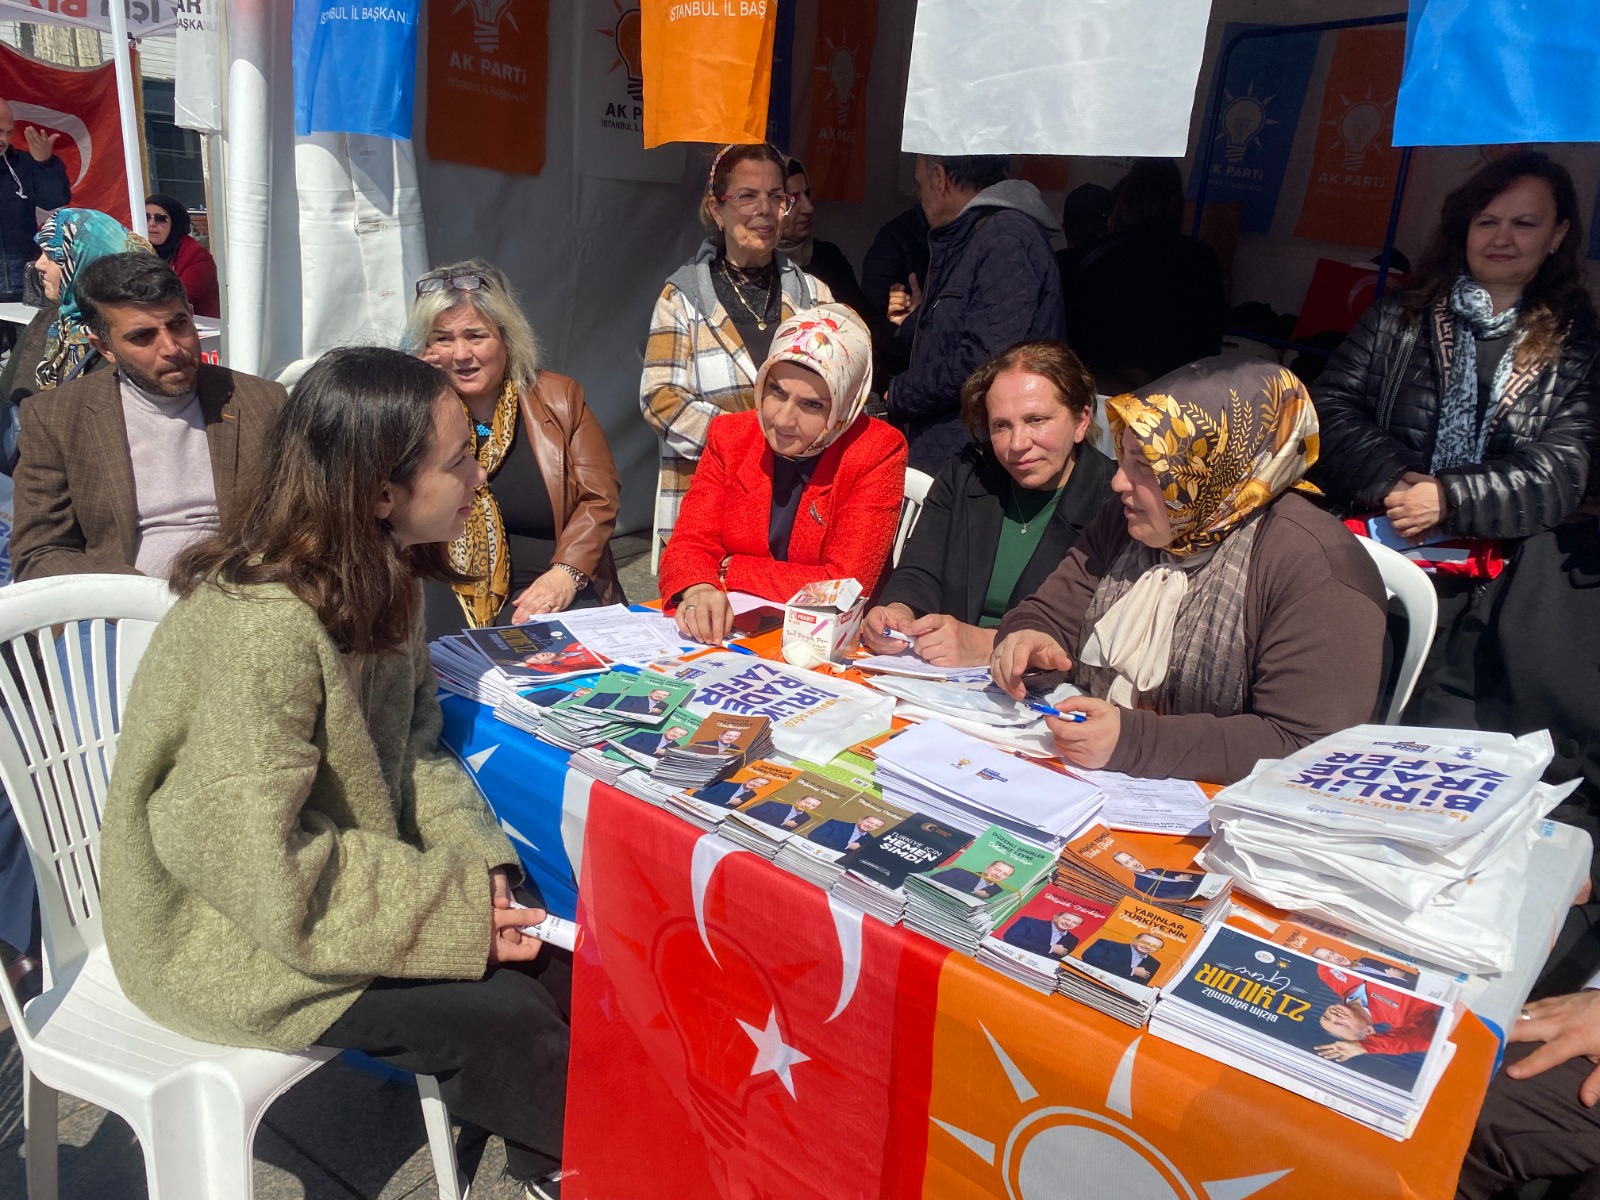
[417,1073,468,1200]
[23,1071,59,1200]
[139,1079,258,1200]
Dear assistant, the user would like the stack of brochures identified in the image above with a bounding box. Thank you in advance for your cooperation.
[1053,823,1232,923]
[664,761,802,832]
[1150,923,1461,1138]
[874,720,1102,845]
[901,825,1059,953]
[977,883,1112,994]
[650,714,774,789]
[773,791,915,890]
[829,811,979,924]
[1197,725,1573,974]
[719,770,866,859]
[537,671,696,754]
[430,621,610,706]
[1053,896,1207,1026]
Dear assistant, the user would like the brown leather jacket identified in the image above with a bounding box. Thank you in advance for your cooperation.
[517,370,625,605]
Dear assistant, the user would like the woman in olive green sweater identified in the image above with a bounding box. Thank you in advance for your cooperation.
[101,346,569,1198]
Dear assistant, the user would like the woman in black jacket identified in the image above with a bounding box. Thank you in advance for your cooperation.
[861,341,1114,666]
[1312,151,1600,704]
[1313,150,1599,544]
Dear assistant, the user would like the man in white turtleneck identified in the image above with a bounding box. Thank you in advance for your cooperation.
[12,253,285,580]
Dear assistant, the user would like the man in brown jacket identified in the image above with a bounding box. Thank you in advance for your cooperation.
[11,253,285,581]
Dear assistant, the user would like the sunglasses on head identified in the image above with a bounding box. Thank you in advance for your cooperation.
[416,273,489,297]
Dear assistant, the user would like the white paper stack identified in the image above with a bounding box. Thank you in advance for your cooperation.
[1150,923,1460,1139]
[1198,726,1573,974]
[874,720,1102,844]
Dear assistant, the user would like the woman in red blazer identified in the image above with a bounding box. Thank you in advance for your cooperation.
[662,303,908,643]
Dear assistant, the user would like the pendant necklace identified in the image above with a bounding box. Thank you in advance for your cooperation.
[1008,480,1069,535]
[720,259,777,331]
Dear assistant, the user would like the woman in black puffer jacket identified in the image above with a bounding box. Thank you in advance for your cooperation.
[1311,151,1600,707]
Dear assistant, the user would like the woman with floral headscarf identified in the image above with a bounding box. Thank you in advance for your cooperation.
[991,357,1388,784]
[661,303,907,644]
[0,207,151,407]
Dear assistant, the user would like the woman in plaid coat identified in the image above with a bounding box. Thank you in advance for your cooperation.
[640,143,832,559]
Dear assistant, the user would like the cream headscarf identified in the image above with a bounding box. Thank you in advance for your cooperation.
[753,303,874,458]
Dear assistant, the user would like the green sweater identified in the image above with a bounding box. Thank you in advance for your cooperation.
[101,581,519,1052]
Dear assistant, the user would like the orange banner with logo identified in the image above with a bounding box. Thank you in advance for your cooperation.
[641,0,777,148]
[798,0,875,203]
[1294,27,1405,247]
[425,0,548,175]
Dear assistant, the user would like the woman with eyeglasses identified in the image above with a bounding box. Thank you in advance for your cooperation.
[406,259,624,639]
[640,142,833,561]
[144,193,219,318]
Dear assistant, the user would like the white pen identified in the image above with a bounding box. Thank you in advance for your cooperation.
[884,628,914,644]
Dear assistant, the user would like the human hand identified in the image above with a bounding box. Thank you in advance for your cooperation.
[487,891,545,965]
[905,612,997,667]
[675,583,733,643]
[1049,944,1069,958]
[1315,1040,1367,1062]
[1131,965,1151,980]
[1046,697,1121,770]
[1578,879,1593,905]
[22,126,58,163]
[1508,991,1600,1105]
[512,568,577,623]
[1383,471,1447,541]
[886,273,922,327]
[489,866,514,908]
[990,629,1074,699]
[862,602,916,654]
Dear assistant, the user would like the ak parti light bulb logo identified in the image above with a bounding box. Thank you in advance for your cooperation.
[456,0,517,54]
[613,5,643,101]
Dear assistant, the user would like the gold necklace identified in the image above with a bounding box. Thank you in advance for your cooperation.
[1007,480,1069,534]
[719,259,777,331]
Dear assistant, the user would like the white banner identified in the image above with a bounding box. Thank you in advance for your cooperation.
[573,0,683,184]
[172,0,221,133]
[0,0,175,35]
[901,0,1212,157]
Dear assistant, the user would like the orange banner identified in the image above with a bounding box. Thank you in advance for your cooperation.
[798,0,875,203]
[425,0,548,175]
[641,0,777,149]
[1294,27,1406,247]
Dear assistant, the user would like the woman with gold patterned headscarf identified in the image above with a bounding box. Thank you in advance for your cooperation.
[991,357,1388,784]
[404,259,624,638]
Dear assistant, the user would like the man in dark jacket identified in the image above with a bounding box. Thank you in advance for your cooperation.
[861,204,930,384]
[886,155,1066,472]
[0,100,70,302]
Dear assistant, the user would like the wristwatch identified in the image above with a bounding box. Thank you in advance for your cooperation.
[553,562,588,589]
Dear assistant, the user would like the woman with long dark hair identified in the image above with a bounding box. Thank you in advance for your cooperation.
[1312,150,1600,701]
[100,346,570,1198]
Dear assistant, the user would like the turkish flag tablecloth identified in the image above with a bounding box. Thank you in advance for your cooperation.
[564,781,1497,1200]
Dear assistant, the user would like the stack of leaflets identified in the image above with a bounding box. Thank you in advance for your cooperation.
[490,674,605,736]
[1149,923,1460,1138]
[1054,824,1232,923]
[773,791,914,890]
[430,621,609,705]
[979,885,1113,994]
[902,826,1059,953]
[649,713,774,789]
[1055,896,1206,1025]
[874,720,1102,844]
[831,812,978,924]
[666,761,802,832]
[538,672,695,753]
[1197,725,1572,974]
[719,771,864,859]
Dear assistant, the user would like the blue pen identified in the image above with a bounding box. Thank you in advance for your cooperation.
[1026,699,1087,723]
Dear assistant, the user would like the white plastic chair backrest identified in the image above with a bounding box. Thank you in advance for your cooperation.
[893,468,935,567]
[1091,395,1118,460]
[1356,538,1439,723]
[0,574,177,991]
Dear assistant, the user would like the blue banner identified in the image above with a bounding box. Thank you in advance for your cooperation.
[1189,22,1320,235]
[766,0,796,150]
[293,0,422,140]
[1396,0,1600,146]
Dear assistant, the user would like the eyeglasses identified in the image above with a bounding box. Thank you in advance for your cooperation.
[145,212,171,225]
[716,190,794,216]
[416,273,489,297]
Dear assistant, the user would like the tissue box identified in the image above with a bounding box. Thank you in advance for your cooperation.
[782,578,866,668]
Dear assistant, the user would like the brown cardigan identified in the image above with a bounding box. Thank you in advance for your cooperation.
[12,363,286,581]
[997,492,1388,784]
[517,370,624,605]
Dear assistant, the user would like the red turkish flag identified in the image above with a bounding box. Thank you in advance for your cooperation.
[565,783,947,1199]
[0,43,129,224]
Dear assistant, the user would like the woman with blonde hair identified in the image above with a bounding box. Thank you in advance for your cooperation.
[406,259,623,638]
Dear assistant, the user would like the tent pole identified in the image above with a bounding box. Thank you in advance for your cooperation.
[107,0,148,236]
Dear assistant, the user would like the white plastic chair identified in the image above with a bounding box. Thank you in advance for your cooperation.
[893,468,935,567]
[1356,537,1440,723]
[0,574,467,1200]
